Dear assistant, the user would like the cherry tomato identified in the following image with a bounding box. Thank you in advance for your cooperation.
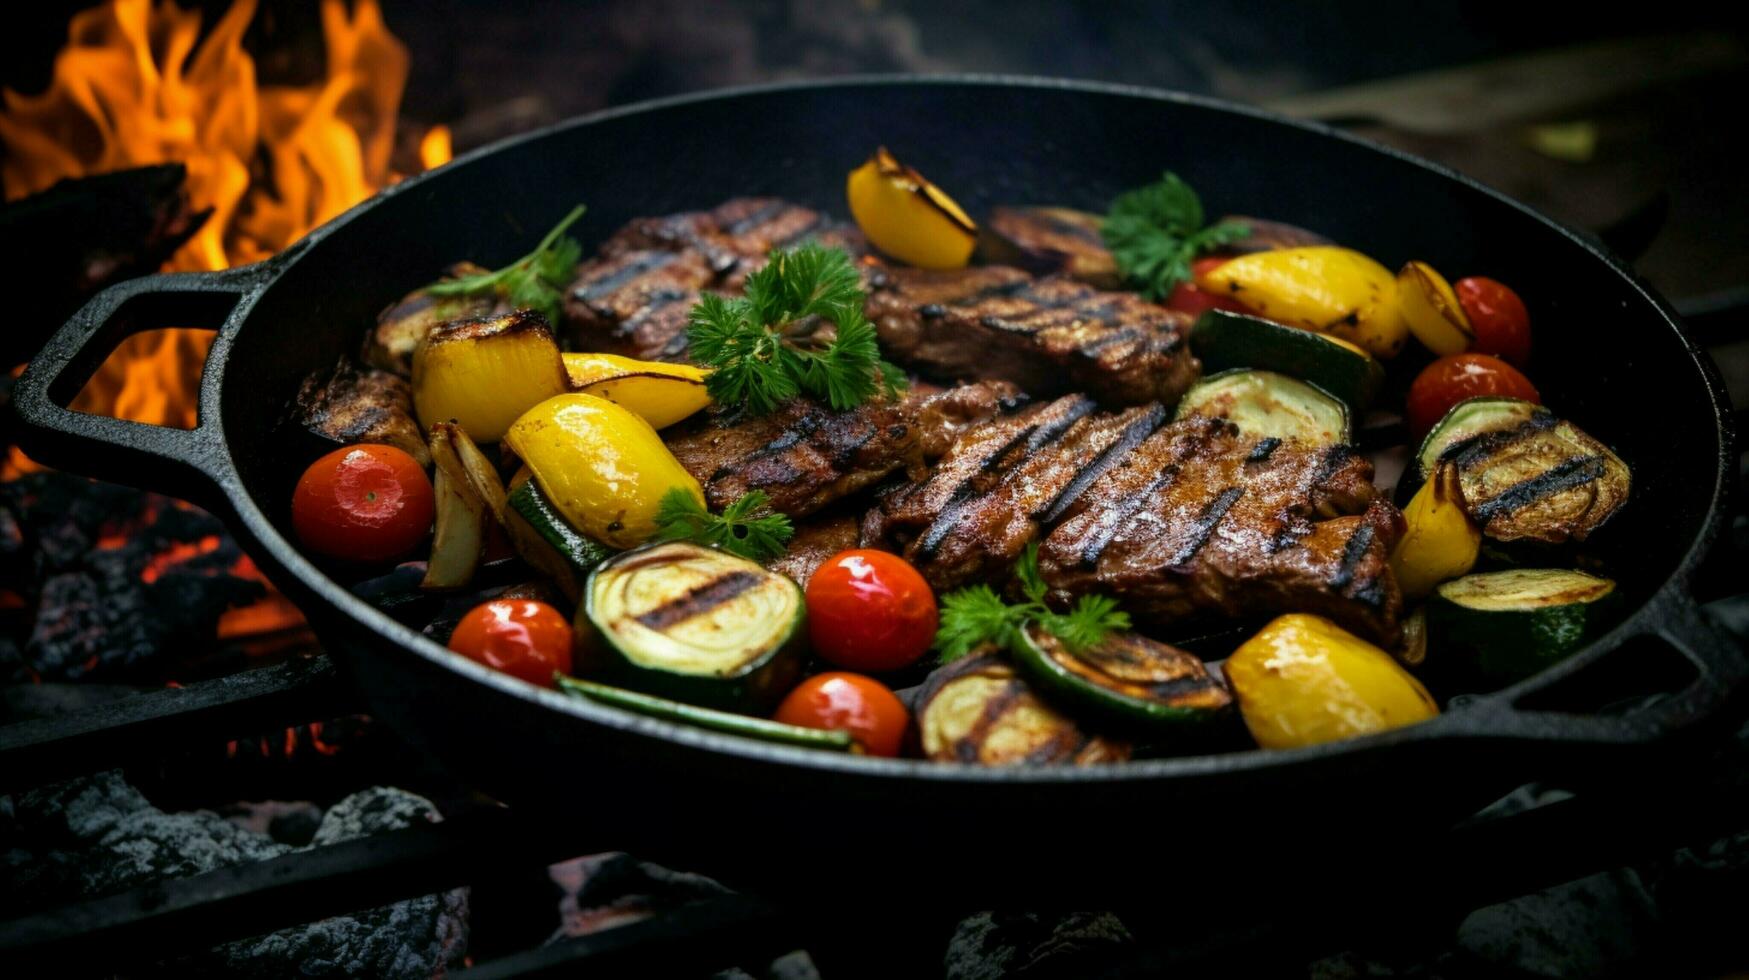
[1165,256,1253,316]
[292,445,434,562]
[775,672,909,757]
[805,549,937,672]
[448,599,574,687]
[1406,353,1541,438]
[1454,277,1531,366]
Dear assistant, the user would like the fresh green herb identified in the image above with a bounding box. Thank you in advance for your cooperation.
[687,243,904,415]
[426,204,587,326]
[1102,172,1250,300]
[933,543,1131,662]
[652,488,794,563]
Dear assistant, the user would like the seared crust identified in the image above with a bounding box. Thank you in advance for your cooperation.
[864,265,1199,407]
[765,511,861,588]
[562,198,864,361]
[1038,417,1403,644]
[294,360,430,467]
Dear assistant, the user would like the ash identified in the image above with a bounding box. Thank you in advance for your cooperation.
[1,770,468,977]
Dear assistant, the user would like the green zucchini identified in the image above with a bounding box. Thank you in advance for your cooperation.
[1010,625,1232,733]
[507,478,615,575]
[914,654,1130,765]
[1413,397,1547,484]
[1426,568,1617,682]
[556,676,854,752]
[580,541,806,712]
[1174,369,1350,445]
[1188,309,1384,411]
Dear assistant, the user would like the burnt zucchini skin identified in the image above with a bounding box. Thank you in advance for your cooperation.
[1396,397,1548,506]
[1426,568,1618,682]
[1188,309,1384,412]
[1010,626,1233,733]
[555,676,854,752]
[580,542,807,712]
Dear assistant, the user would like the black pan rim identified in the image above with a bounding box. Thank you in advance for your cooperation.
[198,74,1734,784]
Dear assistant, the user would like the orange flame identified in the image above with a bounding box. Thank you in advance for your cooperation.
[0,0,451,432]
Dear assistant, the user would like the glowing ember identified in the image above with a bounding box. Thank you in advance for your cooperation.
[0,0,450,430]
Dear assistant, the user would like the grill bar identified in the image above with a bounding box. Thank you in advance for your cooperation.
[0,655,355,794]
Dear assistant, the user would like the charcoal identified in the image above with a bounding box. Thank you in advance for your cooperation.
[944,911,1133,980]
[550,851,733,940]
[0,472,266,682]
[0,772,469,978]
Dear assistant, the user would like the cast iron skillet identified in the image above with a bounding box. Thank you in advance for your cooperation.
[12,77,1746,905]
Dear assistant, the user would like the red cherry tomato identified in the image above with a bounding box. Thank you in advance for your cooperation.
[1454,277,1531,366]
[805,549,938,672]
[1165,256,1253,316]
[1406,353,1541,438]
[448,599,574,687]
[774,672,909,757]
[292,445,434,562]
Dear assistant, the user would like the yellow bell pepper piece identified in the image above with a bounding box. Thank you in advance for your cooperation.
[412,311,569,442]
[1390,464,1481,599]
[504,393,704,550]
[1197,246,1408,357]
[1397,261,1475,356]
[846,147,977,270]
[1224,613,1438,750]
[562,352,712,429]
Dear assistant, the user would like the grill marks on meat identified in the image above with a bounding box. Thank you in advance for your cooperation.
[665,396,918,519]
[563,198,863,361]
[1037,417,1402,643]
[864,266,1199,407]
[867,395,1180,589]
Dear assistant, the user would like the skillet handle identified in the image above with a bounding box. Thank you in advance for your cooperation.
[1459,592,1749,749]
[9,264,272,509]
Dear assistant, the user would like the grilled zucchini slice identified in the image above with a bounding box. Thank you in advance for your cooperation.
[1174,369,1350,445]
[1445,416,1631,544]
[1188,309,1384,412]
[1414,397,1548,484]
[915,654,1129,765]
[556,676,854,752]
[1010,626,1232,733]
[580,541,806,711]
[1427,569,1617,681]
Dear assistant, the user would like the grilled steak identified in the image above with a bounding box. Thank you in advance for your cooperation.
[563,198,863,361]
[665,395,917,519]
[766,511,861,587]
[872,399,1169,590]
[1037,417,1403,643]
[667,381,1021,521]
[983,206,1121,288]
[864,265,1199,407]
[293,359,429,466]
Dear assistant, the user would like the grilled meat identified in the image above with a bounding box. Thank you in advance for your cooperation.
[904,379,1027,459]
[294,360,429,466]
[982,206,1121,288]
[563,198,863,361]
[864,266,1199,407]
[665,396,918,519]
[872,399,1169,590]
[1037,417,1403,643]
[765,511,861,587]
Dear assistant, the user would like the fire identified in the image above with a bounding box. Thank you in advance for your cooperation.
[0,0,451,429]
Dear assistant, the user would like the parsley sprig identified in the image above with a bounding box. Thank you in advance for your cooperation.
[933,543,1131,662]
[652,489,794,563]
[687,244,904,416]
[1102,173,1249,300]
[425,204,586,326]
